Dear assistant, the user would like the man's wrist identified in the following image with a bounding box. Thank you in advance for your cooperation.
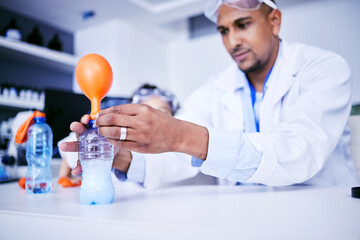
[174,119,209,160]
[113,150,132,173]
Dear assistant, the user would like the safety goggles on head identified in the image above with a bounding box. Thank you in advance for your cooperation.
[205,0,278,23]
[131,87,180,115]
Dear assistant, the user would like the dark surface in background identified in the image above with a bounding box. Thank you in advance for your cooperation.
[188,14,216,39]
[44,89,130,150]
[0,105,29,124]
[0,7,75,97]
[45,89,89,150]
[0,7,75,93]
[0,57,74,92]
[0,7,73,54]
[351,104,360,115]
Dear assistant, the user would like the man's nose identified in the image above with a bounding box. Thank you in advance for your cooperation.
[228,30,242,50]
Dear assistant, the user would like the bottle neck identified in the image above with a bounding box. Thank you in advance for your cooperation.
[88,119,97,129]
[34,117,45,123]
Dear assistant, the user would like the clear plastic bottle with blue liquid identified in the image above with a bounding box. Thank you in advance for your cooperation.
[78,119,114,205]
[25,111,53,194]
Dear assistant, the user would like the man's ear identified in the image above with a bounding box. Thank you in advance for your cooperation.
[269,9,281,36]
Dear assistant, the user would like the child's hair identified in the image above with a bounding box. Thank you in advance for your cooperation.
[131,83,180,115]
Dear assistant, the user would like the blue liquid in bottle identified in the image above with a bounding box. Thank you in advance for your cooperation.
[25,115,53,194]
[79,120,114,205]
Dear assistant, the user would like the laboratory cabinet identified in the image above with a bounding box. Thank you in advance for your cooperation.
[0,33,77,154]
[0,8,77,183]
[0,7,77,113]
[0,35,77,111]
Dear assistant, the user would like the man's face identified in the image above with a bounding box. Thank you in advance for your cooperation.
[217,4,277,73]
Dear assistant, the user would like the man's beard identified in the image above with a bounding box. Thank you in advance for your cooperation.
[239,59,262,73]
[231,46,263,73]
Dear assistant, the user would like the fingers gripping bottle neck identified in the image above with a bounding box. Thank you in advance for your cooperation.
[15,111,53,194]
[78,120,114,205]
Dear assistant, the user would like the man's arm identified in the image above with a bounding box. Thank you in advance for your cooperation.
[95,104,210,160]
[59,109,209,182]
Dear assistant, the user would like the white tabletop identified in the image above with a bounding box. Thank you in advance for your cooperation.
[0,180,359,240]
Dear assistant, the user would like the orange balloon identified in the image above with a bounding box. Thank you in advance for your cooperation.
[75,54,113,119]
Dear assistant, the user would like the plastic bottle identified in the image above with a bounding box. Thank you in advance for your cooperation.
[25,112,53,194]
[78,119,114,205]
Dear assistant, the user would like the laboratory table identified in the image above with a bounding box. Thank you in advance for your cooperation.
[0,180,359,240]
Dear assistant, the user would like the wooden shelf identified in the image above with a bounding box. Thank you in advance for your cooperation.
[0,36,78,74]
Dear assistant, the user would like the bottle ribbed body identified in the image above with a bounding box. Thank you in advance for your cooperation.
[25,117,53,194]
[78,120,114,205]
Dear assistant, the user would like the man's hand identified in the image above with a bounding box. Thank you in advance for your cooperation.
[96,104,209,160]
[59,115,90,176]
[59,114,133,175]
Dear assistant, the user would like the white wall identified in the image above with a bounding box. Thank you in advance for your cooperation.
[167,32,233,101]
[167,0,360,102]
[74,19,168,97]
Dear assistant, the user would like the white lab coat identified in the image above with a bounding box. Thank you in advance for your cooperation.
[141,40,359,189]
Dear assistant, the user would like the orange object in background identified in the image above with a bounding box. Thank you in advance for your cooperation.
[58,177,81,188]
[20,176,81,189]
[18,177,25,189]
[15,111,46,144]
[75,54,113,119]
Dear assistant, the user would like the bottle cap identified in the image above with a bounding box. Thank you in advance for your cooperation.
[15,111,45,144]
[35,111,46,118]
[351,187,360,199]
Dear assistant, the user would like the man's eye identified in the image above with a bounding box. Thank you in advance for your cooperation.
[219,29,228,35]
[237,22,250,29]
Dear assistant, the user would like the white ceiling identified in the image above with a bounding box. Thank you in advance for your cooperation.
[0,0,206,33]
[0,0,327,35]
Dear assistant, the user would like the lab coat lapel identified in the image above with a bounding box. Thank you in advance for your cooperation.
[260,41,297,132]
[215,65,245,125]
[270,65,295,106]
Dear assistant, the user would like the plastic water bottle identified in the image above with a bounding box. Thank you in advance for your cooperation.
[25,112,53,194]
[78,119,114,205]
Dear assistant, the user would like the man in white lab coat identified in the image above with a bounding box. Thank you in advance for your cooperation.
[61,0,359,189]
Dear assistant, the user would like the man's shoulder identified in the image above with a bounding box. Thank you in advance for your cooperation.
[284,40,334,57]
[281,40,351,86]
[282,40,348,70]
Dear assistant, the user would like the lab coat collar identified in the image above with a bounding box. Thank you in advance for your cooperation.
[213,40,298,122]
[259,40,299,132]
[213,40,297,94]
[266,40,298,106]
